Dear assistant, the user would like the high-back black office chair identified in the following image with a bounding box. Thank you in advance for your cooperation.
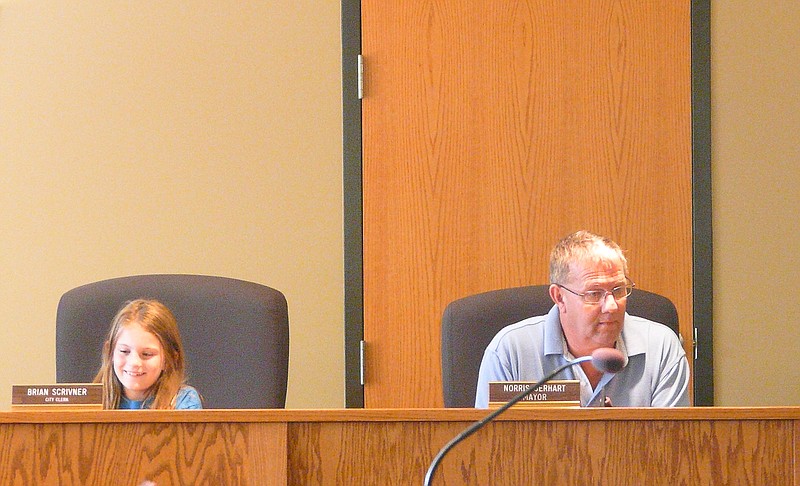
[440,285,680,408]
[56,274,289,409]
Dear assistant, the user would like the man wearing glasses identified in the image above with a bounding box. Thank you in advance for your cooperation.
[475,230,690,408]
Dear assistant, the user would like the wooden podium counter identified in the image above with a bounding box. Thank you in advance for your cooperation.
[1,407,797,485]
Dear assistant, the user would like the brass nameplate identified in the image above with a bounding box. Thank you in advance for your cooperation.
[12,383,103,411]
[488,380,580,408]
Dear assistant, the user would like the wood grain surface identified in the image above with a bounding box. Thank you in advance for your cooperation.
[1,408,796,485]
[288,419,792,484]
[0,420,286,485]
[362,1,693,407]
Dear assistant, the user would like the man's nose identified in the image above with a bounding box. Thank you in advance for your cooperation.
[601,292,619,312]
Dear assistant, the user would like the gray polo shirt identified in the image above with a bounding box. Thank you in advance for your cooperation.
[475,305,690,408]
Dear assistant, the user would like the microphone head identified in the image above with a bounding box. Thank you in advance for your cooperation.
[591,348,625,373]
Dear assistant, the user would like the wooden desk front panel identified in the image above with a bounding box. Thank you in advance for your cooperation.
[288,419,793,485]
[0,421,287,485]
[0,408,796,485]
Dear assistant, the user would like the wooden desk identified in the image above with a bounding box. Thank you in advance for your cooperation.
[1,407,797,485]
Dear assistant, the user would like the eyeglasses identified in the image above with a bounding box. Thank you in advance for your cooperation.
[555,278,635,305]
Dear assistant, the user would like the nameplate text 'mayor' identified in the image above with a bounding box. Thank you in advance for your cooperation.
[488,380,580,408]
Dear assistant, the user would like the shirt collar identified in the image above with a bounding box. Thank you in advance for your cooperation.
[543,305,633,367]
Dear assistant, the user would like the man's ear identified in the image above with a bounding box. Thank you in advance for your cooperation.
[549,284,564,306]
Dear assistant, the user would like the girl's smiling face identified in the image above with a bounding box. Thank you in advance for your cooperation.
[112,322,165,401]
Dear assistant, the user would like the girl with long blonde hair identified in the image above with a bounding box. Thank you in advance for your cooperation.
[94,299,201,409]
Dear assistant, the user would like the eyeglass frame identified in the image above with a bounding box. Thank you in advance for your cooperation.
[554,277,635,305]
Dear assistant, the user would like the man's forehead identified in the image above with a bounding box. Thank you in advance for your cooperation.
[567,255,625,281]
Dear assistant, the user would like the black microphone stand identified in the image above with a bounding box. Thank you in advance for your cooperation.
[422,355,592,486]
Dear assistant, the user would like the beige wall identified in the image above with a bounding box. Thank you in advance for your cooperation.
[712,3,800,405]
[0,2,343,409]
[1,1,798,409]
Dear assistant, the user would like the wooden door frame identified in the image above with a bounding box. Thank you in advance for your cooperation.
[342,0,713,407]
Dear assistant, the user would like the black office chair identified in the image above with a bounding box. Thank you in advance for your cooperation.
[440,285,680,408]
[56,274,289,409]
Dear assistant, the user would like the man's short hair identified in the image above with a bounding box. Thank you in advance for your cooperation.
[549,230,628,284]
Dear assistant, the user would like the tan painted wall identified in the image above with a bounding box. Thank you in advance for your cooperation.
[712,3,800,405]
[0,1,797,409]
[0,1,343,409]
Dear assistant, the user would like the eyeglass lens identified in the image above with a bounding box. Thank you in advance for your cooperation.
[584,285,632,303]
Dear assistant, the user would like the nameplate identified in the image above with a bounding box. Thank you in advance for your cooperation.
[12,383,103,411]
[488,380,580,408]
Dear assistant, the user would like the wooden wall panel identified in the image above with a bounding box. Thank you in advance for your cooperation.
[362,1,692,407]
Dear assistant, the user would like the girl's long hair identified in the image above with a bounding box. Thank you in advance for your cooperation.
[93,299,187,409]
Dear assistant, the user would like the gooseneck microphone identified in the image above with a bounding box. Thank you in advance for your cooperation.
[423,347,625,486]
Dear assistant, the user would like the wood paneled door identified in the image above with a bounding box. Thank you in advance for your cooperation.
[349,1,705,408]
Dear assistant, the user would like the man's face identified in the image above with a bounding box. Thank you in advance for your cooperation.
[553,250,628,353]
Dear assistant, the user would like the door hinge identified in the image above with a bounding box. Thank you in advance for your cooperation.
[357,54,364,100]
[693,327,698,360]
[360,340,366,385]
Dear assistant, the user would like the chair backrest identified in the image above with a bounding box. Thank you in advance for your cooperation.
[56,274,289,409]
[440,285,679,408]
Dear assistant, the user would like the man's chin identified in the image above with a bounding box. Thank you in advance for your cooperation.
[595,322,623,339]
